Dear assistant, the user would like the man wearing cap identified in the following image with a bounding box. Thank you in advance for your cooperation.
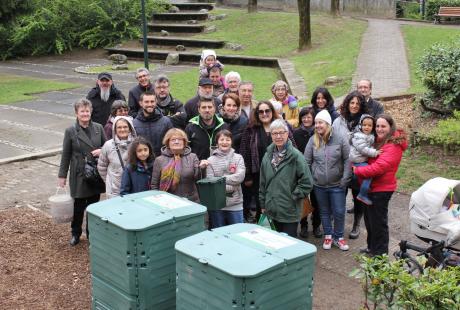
[153,74,186,129]
[357,79,384,118]
[128,68,154,118]
[184,78,222,121]
[86,72,125,126]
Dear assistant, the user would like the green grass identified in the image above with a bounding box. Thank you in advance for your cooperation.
[196,9,366,98]
[168,65,280,102]
[86,61,155,73]
[0,74,80,105]
[402,25,460,94]
[396,150,460,194]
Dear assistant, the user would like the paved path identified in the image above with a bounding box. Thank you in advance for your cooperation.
[351,18,411,98]
[0,54,193,160]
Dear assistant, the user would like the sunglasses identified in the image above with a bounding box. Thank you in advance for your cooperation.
[258,109,272,115]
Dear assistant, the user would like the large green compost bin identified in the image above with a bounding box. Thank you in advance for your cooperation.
[87,190,207,310]
[175,223,317,310]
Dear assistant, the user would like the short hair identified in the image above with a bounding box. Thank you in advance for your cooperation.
[271,80,289,94]
[269,119,289,132]
[73,98,92,113]
[225,71,241,83]
[198,97,215,107]
[358,79,372,89]
[222,93,241,108]
[216,129,232,142]
[209,66,222,74]
[162,128,189,146]
[154,74,170,86]
[311,87,334,110]
[135,68,150,79]
[111,100,129,116]
[239,81,254,89]
[298,106,315,126]
[139,91,156,102]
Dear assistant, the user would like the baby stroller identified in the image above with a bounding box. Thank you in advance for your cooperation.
[394,177,460,273]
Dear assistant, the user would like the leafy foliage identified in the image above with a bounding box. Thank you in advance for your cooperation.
[422,110,460,147]
[425,0,460,20]
[0,0,33,23]
[1,0,170,59]
[351,254,460,309]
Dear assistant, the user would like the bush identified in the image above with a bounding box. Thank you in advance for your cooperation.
[351,255,460,309]
[426,0,460,20]
[396,1,422,19]
[418,40,460,114]
[424,110,460,146]
[1,0,170,59]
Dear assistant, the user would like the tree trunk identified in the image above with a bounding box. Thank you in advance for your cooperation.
[248,0,257,13]
[331,0,340,17]
[298,0,311,50]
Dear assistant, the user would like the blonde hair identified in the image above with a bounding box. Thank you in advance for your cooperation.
[162,128,189,146]
[313,124,332,149]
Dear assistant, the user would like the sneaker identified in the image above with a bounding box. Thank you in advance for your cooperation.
[356,195,372,206]
[333,238,350,251]
[323,235,333,250]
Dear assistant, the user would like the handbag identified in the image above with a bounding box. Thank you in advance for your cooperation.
[301,197,314,219]
[74,126,105,188]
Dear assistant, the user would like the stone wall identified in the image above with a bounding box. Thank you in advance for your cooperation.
[221,0,396,17]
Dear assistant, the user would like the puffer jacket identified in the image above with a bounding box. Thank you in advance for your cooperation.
[349,131,378,163]
[304,131,352,188]
[151,146,200,202]
[207,148,245,211]
[133,108,173,156]
[98,116,136,198]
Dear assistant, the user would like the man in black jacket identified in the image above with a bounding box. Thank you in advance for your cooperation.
[184,78,222,121]
[128,68,154,118]
[357,79,384,118]
[86,72,125,125]
[154,75,186,129]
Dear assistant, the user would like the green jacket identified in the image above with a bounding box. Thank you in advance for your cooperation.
[259,140,313,223]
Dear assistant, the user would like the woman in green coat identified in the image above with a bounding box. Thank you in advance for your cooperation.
[259,119,313,237]
[58,98,106,246]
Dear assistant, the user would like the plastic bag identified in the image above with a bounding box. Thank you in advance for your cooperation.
[49,187,74,224]
[257,213,276,230]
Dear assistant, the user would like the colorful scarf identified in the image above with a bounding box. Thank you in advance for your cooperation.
[159,154,181,192]
[271,145,287,171]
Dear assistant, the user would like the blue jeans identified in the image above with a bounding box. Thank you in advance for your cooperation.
[313,186,346,240]
[353,162,372,199]
[208,210,244,229]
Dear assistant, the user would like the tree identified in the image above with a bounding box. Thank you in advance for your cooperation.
[297,0,311,50]
[0,0,33,24]
[248,0,257,13]
[331,0,340,17]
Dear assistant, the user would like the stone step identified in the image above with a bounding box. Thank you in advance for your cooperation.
[105,47,279,67]
[148,22,205,33]
[172,2,215,11]
[152,12,208,21]
[142,36,225,48]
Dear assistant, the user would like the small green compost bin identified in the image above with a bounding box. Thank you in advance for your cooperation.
[87,190,207,310]
[175,223,317,310]
[196,176,226,210]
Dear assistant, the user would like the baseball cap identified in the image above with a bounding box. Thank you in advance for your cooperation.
[198,78,213,86]
[98,72,113,81]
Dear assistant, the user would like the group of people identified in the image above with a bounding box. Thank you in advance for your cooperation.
[58,58,407,258]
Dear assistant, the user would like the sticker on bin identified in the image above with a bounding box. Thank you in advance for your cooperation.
[237,228,297,250]
[143,194,192,209]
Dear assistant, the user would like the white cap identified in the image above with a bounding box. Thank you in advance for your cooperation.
[201,49,216,61]
[315,110,332,125]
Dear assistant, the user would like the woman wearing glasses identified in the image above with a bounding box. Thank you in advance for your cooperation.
[240,101,295,222]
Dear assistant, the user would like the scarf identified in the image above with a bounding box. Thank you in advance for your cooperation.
[271,145,287,170]
[157,94,172,109]
[347,113,362,132]
[159,154,182,192]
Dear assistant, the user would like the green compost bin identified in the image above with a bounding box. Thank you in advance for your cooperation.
[175,223,317,310]
[87,190,207,310]
[196,176,226,210]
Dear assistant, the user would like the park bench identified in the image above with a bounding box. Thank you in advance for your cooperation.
[435,7,460,24]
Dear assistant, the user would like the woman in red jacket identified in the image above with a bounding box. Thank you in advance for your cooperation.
[353,114,407,256]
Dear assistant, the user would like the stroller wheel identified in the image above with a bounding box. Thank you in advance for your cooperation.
[402,256,424,276]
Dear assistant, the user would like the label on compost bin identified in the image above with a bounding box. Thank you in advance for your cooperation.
[143,194,191,209]
[237,228,297,250]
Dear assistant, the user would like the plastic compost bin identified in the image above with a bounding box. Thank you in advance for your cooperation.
[196,176,226,210]
[175,223,317,310]
[87,190,207,310]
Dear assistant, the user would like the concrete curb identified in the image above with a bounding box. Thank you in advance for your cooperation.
[0,148,62,166]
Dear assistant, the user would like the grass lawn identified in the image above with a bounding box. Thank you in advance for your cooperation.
[168,65,280,102]
[87,61,155,74]
[402,25,460,94]
[196,9,367,98]
[0,74,79,105]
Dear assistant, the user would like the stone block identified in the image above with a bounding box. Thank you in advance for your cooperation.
[112,64,129,70]
[204,25,216,33]
[187,19,198,24]
[225,43,243,51]
[108,54,128,64]
[215,14,227,20]
[161,30,169,36]
[175,45,186,51]
[169,6,180,13]
[199,9,209,13]
[324,76,343,86]
[165,53,179,65]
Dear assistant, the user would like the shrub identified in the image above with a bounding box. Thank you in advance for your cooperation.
[425,0,460,20]
[351,255,460,309]
[423,110,460,146]
[418,40,460,114]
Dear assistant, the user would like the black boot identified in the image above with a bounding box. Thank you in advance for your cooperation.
[70,235,80,246]
[349,212,363,239]
[299,223,308,238]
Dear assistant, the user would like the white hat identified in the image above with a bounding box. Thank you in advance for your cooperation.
[315,110,332,125]
[201,49,216,61]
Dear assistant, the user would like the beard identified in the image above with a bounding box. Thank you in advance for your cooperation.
[100,88,110,102]
[198,89,213,100]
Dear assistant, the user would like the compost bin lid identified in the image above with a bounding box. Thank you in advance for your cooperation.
[87,190,206,231]
[175,223,316,278]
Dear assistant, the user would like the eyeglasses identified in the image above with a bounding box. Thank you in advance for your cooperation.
[137,74,149,79]
[258,109,272,115]
[271,131,287,137]
[170,138,183,143]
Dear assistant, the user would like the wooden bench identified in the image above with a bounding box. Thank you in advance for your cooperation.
[435,7,460,24]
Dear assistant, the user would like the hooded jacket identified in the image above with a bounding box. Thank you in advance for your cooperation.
[87,85,125,126]
[97,116,136,198]
[349,114,379,163]
[185,115,228,160]
[151,146,200,202]
[354,129,408,193]
[206,148,245,211]
[133,108,173,156]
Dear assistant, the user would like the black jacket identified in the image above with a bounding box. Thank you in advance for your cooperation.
[157,95,187,129]
[184,94,222,122]
[293,125,314,154]
[128,83,155,118]
[87,85,125,126]
[185,115,228,160]
[133,109,173,157]
[366,97,384,118]
[220,111,248,153]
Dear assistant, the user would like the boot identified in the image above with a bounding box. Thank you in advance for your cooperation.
[299,223,308,239]
[349,212,363,239]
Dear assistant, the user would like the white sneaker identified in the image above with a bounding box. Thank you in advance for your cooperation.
[333,238,349,251]
[323,235,333,250]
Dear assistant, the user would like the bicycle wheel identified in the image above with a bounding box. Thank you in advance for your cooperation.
[402,256,424,276]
